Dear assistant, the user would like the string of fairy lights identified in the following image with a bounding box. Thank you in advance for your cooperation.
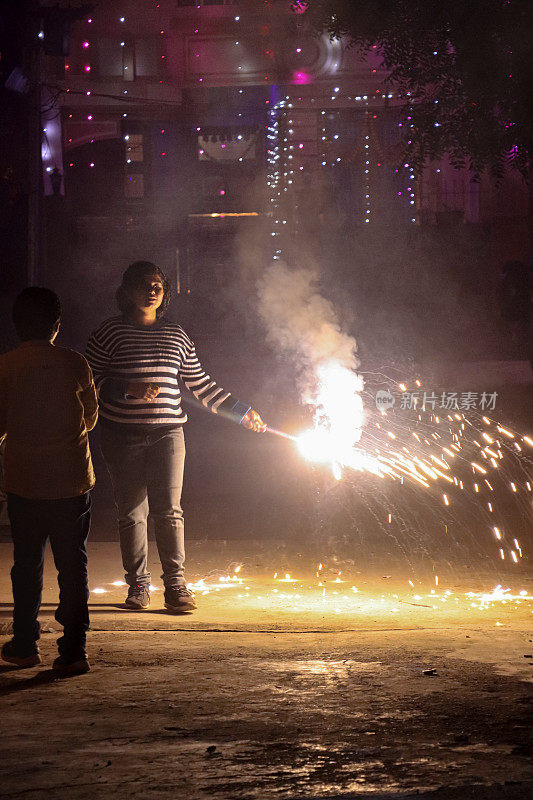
[267,97,298,261]
[266,90,418,246]
[41,2,420,227]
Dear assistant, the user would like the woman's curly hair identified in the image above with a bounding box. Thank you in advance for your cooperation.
[116,261,172,319]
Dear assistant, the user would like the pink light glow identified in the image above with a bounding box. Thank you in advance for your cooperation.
[82,41,89,48]
[84,64,91,72]
[87,115,93,120]
[292,70,312,85]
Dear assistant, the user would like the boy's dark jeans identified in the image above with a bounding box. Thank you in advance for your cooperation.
[7,492,91,657]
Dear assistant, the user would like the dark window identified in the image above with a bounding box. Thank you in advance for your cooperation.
[96,38,123,77]
[96,39,159,80]
[135,39,160,77]
[66,139,123,213]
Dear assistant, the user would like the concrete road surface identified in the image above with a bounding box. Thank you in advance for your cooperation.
[1,542,532,799]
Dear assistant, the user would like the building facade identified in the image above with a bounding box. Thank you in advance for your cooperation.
[38,0,529,302]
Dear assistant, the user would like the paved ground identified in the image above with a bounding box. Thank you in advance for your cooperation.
[1,543,532,800]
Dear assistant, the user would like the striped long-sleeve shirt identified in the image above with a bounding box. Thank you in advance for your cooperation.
[86,316,250,426]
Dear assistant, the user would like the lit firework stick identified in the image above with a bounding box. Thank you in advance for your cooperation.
[265,426,297,442]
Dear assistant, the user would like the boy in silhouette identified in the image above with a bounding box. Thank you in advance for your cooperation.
[0,288,97,675]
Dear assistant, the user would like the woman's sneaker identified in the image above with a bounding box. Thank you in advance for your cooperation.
[1,639,41,668]
[164,586,197,612]
[125,584,150,610]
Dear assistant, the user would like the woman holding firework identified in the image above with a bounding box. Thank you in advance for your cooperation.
[86,261,265,612]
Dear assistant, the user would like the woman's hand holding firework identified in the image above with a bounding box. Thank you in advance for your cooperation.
[241,409,267,433]
[126,381,161,402]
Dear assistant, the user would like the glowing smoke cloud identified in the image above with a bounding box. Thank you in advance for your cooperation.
[257,262,367,477]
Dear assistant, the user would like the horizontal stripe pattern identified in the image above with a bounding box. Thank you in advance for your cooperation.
[86,316,237,425]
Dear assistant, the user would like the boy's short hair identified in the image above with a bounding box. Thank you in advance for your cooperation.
[13,287,61,341]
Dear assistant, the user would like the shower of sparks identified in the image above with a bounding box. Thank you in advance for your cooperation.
[272,363,532,563]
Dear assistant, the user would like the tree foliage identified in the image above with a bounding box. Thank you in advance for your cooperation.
[297,1,533,178]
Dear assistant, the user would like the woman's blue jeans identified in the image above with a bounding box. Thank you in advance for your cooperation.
[100,424,186,588]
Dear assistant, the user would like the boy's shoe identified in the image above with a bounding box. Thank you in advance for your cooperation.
[124,584,150,610]
[1,639,41,668]
[164,586,197,612]
[52,653,90,675]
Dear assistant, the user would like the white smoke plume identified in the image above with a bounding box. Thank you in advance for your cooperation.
[257,261,364,430]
